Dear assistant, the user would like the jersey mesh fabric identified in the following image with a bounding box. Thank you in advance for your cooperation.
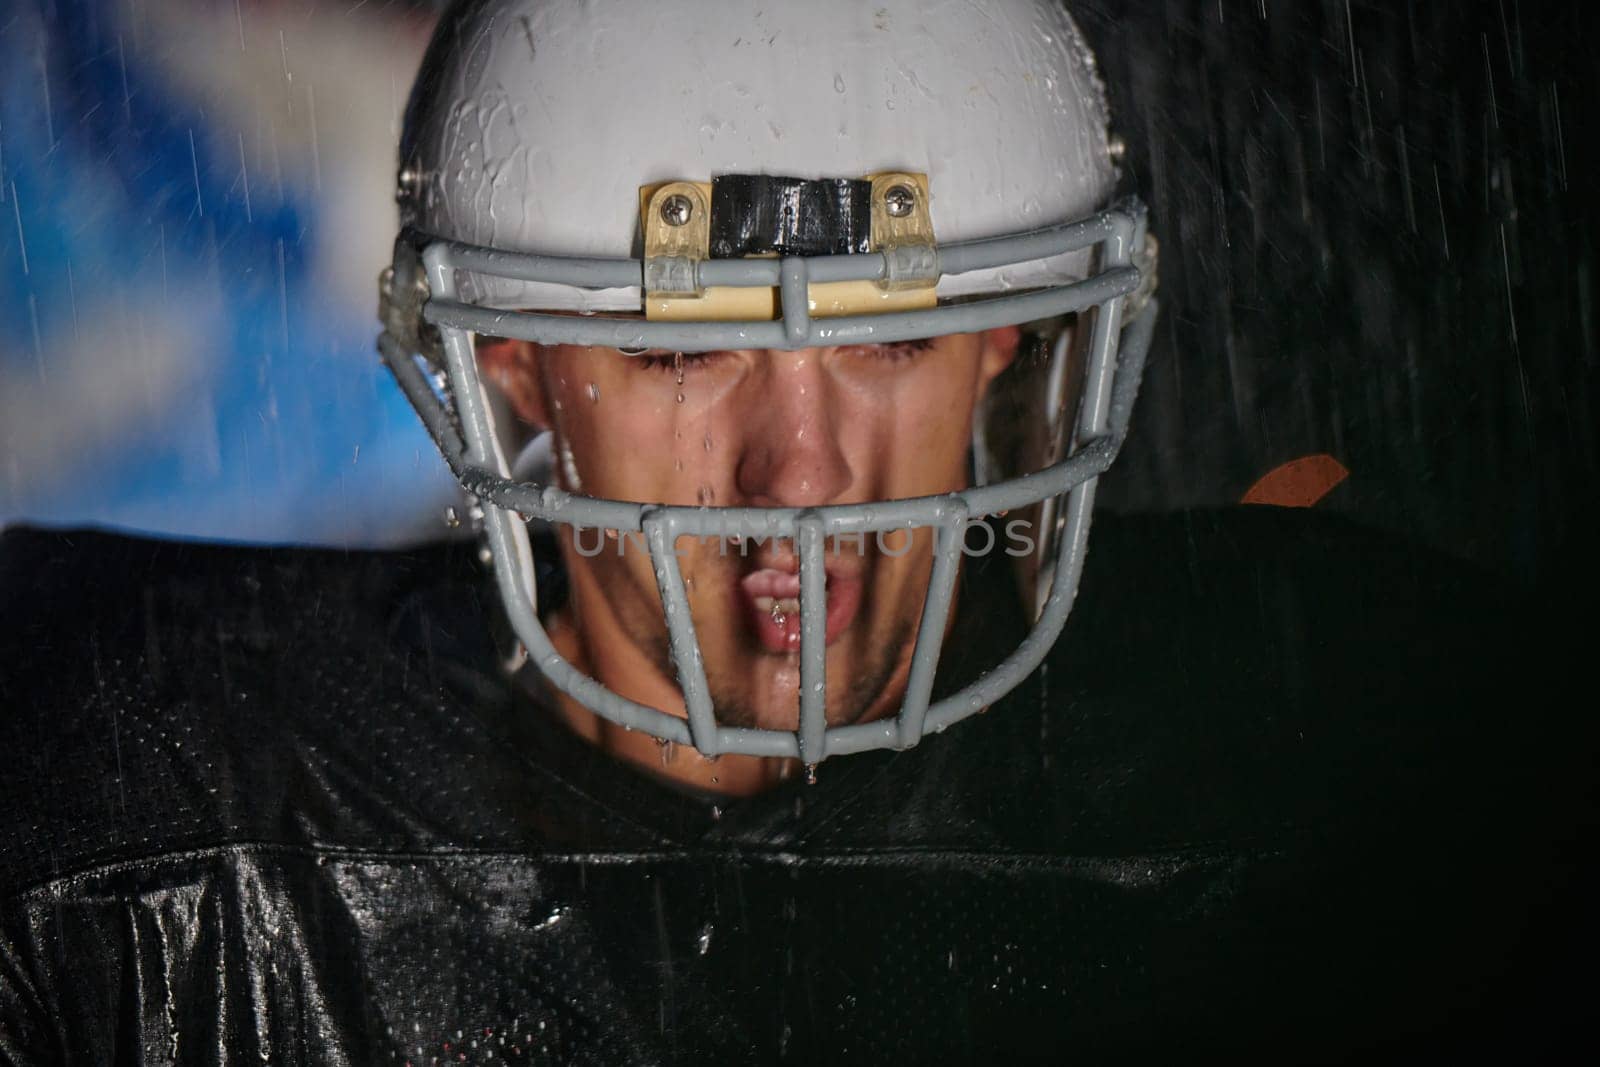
[0,509,1586,1062]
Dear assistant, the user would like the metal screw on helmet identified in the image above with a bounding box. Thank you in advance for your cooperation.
[396,164,424,203]
[883,184,916,218]
[660,194,695,227]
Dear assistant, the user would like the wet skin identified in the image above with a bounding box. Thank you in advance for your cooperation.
[479,329,1017,794]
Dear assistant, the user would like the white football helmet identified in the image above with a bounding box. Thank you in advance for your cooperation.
[379,0,1158,765]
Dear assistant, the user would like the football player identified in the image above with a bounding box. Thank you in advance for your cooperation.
[1,1,1578,1061]
[379,0,1155,794]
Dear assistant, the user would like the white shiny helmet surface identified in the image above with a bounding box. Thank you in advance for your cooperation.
[379,0,1158,766]
[400,0,1119,310]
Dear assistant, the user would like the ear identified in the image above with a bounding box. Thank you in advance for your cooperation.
[474,337,550,429]
[977,325,1022,387]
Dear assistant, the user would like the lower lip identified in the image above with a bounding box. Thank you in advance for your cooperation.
[738,571,863,655]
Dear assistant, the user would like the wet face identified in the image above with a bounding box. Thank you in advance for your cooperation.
[482,331,1017,741]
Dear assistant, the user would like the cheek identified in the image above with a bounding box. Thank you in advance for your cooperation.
[550,362,742,501]
[842,357,982,490]
[541,360,628,491]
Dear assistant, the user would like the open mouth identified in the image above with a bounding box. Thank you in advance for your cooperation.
[736,561,863,654]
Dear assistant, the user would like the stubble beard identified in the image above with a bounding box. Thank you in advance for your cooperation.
[580,535,928,734]
[696,617,915,731]
[626,582,916,733]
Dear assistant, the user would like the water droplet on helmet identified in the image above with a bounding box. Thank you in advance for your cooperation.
[586,382,600,402]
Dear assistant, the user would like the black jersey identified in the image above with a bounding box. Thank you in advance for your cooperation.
[0,509,1586,1062]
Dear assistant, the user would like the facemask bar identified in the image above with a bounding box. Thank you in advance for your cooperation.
[378,201,1155,765]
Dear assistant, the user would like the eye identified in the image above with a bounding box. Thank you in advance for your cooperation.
[840,338,938,362]
[628,350,732,374]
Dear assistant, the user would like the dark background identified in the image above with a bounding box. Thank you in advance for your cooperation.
[4,0,1594,592]
[1080,0,1596,590]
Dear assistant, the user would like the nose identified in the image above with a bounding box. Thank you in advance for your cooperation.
[733,351,853,508]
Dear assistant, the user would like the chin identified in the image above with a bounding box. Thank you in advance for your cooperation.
[638,592,916,733]
[705,654,906,735]
[702,655,803,732]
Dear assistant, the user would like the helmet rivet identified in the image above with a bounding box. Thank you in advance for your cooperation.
[396,164,424,203]
[883,184,916,218]
[1106,135,1126,163]
[660,193,694,227]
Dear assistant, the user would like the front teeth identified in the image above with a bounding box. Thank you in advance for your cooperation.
[753,595,801,623]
